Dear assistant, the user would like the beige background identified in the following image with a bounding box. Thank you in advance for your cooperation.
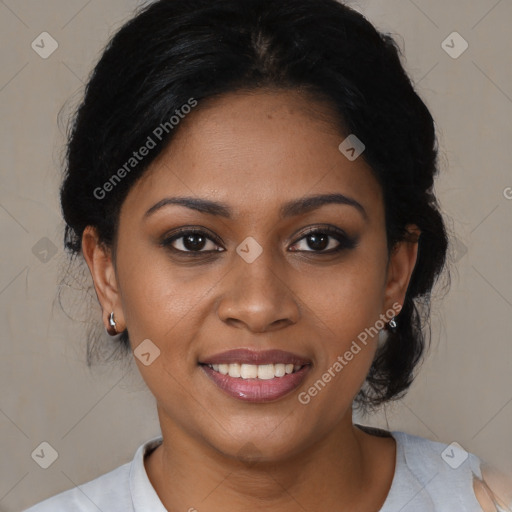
[1,0,511,510]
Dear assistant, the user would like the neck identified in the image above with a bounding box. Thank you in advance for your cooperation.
[144,405,396,512]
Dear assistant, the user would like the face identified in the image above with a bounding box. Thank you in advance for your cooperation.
[84,89,418,461]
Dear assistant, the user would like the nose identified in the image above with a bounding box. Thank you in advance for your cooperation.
[216,248,301,333]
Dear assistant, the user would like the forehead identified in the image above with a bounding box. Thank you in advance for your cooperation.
[120,90,383,223]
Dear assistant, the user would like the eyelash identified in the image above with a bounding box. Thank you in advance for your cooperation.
[160,226,358,256]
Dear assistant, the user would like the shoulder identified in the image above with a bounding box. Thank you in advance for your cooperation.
[391,431,512,511]
[22,461,132,512]
[389,431,486,510]
[393,430,483,478]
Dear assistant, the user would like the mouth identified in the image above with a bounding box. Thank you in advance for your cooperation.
[199,349,311,403]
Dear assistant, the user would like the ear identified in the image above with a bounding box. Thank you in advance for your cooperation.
[82,226,125,332]
[383,224,421,313]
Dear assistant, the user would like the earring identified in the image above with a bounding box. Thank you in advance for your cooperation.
[388,316,397,332]
[106,311,117,336]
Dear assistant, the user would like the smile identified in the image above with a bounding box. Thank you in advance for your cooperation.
[199,349,311,402]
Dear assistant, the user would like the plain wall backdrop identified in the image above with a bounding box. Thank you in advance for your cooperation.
[1,0,511,510]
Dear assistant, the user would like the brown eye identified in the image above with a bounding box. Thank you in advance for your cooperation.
[161,229,224,253]
[289,226,358,253]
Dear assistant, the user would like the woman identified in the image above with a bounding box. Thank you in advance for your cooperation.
[24,0,511,510]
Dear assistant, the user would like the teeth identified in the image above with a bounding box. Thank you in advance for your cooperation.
[228,363,241,378]
[240,363,258,379]
[257,364,274,380]
[207,362,304,379]
[274,363,286,377]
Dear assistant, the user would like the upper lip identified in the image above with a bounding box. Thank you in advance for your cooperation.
[200,349,311,366]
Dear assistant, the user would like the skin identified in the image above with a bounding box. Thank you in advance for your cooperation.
[474,467,512,511]
[82,89,422,511]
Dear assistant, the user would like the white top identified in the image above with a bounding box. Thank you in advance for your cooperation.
[23,429,489,512]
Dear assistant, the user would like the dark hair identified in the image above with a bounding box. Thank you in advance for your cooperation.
[59,0,450,408]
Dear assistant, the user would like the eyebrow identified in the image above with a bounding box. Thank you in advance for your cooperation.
[144,193,368,222]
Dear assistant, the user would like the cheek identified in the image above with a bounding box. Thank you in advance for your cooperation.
[303,244,387,339]
[298,240,387,388]
[120,275,200,358]
[116,243,223,380]
[115,245,185,347]
[295,265,385,418]
[116,259,204,411]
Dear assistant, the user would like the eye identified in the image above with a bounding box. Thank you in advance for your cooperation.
[161,228,224,253]
[289,226,358,253]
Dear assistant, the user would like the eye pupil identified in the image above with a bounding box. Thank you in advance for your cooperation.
[184,234,206,251]
[307,233,329,251]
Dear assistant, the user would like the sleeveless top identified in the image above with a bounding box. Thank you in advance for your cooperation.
[23,428,494,511]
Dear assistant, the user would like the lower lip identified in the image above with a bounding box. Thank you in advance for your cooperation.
[200,364,310,403]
